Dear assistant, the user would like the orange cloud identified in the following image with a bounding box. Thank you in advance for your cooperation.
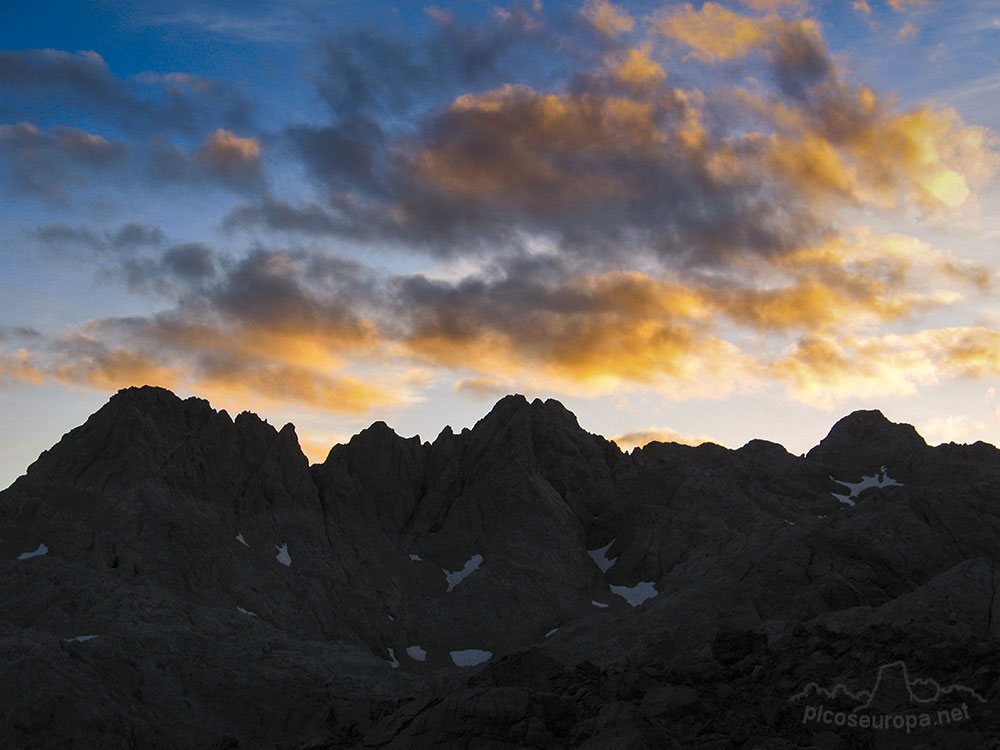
[196,129,261,177]
[733,79,999,211]
[416,84,675,209]
[771,326,1000,407]
[611,426,715,450]
[654,2,772,62]
[399,270,753,398]
[0,350,45,386]
[739,0,807,10]
[610,45,667,89]
[581,0,635,37]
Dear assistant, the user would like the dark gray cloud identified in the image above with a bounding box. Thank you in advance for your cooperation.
[769,23,834,100]
[162,243,216,280]
[112,223,167,251]
[0,326,42,342]
[32,222,165,256]
[223,195,341,235]
[0,122,126,199]
[0,49,254,136]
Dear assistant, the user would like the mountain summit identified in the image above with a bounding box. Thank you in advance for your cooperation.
[2,387,1000,748]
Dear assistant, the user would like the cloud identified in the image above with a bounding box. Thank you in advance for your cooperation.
[195,129,261,179]
[4,5,998,422]
[739,0,808,9]
[0,49,253,136]
[771,327,1000,407]
[609,45,667,89]
[279,6,996,275]
[32,222,165,258]
[453,377,509,397]
[581,1,635,37]
[111,223,166,251]
[146,132,266,190]
[0,122,125,199]
[888,0,929,10]
[654,2,775,62]
[5,217,995,418]
[223,195,340,235]
[0,122,266,203]
[611,427,715,450]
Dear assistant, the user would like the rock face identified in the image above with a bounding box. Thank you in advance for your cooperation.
[1,387,1000,748]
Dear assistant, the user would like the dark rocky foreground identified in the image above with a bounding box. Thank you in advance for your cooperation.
[2,386,1000,749]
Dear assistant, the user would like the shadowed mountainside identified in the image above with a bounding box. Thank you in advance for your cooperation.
[2,386,1000,749]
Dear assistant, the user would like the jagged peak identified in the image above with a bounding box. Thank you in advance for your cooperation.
[809,410,926,453]
[806,408,927,476]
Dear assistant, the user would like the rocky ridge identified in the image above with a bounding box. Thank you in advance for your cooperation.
[1,386,999,748]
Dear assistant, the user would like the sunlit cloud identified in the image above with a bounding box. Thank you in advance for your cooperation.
[195,129,261,179]
[772,327,1000,408]
[581,0,635,37]
[611,426,716,450]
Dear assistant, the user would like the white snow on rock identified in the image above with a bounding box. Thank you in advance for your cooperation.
[587,540,617,573]
[831,466,902,506]
[610,581,658,607]
[387,648,400,668]
[406,645,427,662]
[450,649,492,667]
[444,554,483,592]
[17,543,48,560]
[236,534,248,547]
[409,554,422,562]
[63,635,98,642]
[236,607,257,617]
[591,600,610,608]
[275,543,291,566]
[387,614,395,622]
[545,627,559,638]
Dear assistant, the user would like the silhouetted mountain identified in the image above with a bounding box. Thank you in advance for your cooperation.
[2,387,1000,748]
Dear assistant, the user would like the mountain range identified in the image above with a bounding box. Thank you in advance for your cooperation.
[2,386,999,749]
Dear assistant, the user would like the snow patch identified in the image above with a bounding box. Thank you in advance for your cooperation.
[237,607,257,617]
[406,645,427,662]
[545,627,559,638]
[236,534,248,547]
[387,614,395,622]
[450,649,492,667]
[275,543,291,566]
[17,543,48,560]
[610,581,658,607]
[591,600,609,608]
[408,553,422,562]
[783,519,795,526]
[387,648,400,668]
[64,635,98,642]
[831,466,902,506]
[587,540,617,573]
[444,554,483,592]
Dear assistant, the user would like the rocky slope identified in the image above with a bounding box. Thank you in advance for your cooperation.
[1,386,999,749]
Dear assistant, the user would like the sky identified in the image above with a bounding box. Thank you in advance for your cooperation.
[1,0,999,487]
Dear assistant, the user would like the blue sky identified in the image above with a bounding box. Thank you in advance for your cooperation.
[2,0,999,487]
